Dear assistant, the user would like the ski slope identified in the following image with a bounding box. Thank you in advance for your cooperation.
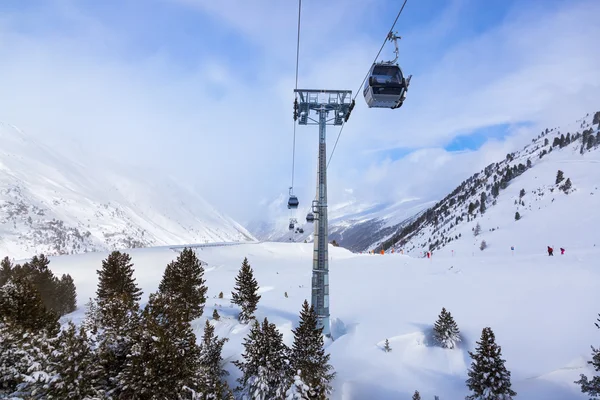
[39,241,599,399]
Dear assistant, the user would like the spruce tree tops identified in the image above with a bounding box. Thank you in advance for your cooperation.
[158,247,208,322]
[433,307,461,349]
[194,320,230,398]
[0,254,77,318]
[234,317,289,399]
[288,300,335,399]
[466,327,516,400]
[231,257,261,323]
[96,251,142,322]
[575,313,600,398]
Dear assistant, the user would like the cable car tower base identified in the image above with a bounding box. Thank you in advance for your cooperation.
[294,89,353,338]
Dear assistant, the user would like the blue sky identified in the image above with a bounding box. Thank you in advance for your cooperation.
[0,0,598,222]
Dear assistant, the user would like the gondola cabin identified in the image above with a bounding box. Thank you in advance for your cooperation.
[306,213,315,223]
[363,63,410,109]
[287,195,299,209]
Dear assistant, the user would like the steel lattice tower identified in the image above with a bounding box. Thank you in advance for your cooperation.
[294,89,352,337]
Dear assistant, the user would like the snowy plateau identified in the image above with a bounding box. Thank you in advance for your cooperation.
[0,122,255,260]
[27,112,600,399]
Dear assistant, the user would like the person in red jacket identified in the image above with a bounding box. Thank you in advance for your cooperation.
[547,246,554,256]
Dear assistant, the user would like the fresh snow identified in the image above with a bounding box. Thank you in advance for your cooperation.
[41,238,599,399]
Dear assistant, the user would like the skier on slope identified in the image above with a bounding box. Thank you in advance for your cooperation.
[560,247,565,255]
[547,246,554,256]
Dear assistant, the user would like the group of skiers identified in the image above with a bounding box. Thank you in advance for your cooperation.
[547,246,565,256]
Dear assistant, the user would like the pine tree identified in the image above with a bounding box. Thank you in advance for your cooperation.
[93,251,143,396]
[213,309,221,321]
[0,276,59,333]
[433,307,461,349]
[588,136,596,150]
[231,257,261,324]
[218,291,224,299]
[0,256,12,286]
[515,212,521,221]
[519,189,525,198]
[95,251,142,328]
[44,321,99,399]
[466,327,516,400]
[0,277,58,396]
[526,159,532,168]
[575,313,600,398]
[191,320,230,399]
[480,240,487,251]
[56,274,77,315]
[234,317,289,399]
[561,178,572,193]
[412,390,421,400]
[468,202,476,214]
[473,223,481,237]
[288,300,335,399]
[286,372,311,400]
[383,339,391,352]
[158,247,208,322]
[118,292,201,399]
[556,170,564,184]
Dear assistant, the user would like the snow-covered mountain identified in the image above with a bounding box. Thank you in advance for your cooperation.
[0,122,255,259]
[246,191,432,252]
[379,111,600,256]
[248,112,600,255]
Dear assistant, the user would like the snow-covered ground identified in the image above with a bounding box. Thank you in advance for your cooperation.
[40,240,599,399]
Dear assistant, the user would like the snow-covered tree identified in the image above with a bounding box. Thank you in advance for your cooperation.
[560,178,572,193]
[0,277,58,397]
[556,170,564,184]
[383,339,392,352]
[285,371,311,400]
[158,247,208,322]
[515,212,521,221]
[95,251,142,329]
[433,307,461,349]
[575,313,600,398]
[231,257,261,324]
[234,317,289,399]
[412,390,421,400]
[44,321,99,399]
[473,223,481,237]
[288,300,335,399]
[213,309,221,321]
[118,292,200,399]
[480,240,487,251]
[466,327,516,400]
[92,251,143,396]
[191,320,230,399]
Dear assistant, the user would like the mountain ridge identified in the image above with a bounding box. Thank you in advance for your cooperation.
[0,121,256,259]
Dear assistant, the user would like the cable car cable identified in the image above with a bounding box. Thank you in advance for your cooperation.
[291,0,302,189]
[327,0,408,170]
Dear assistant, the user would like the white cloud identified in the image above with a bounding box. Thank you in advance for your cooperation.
[0,0,598,225]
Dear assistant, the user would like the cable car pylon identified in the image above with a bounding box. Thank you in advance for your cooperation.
[294,89,352,338]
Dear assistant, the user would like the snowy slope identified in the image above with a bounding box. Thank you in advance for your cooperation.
[0,122,255,259]
[382,112,600,256]
[40,240,600,399]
